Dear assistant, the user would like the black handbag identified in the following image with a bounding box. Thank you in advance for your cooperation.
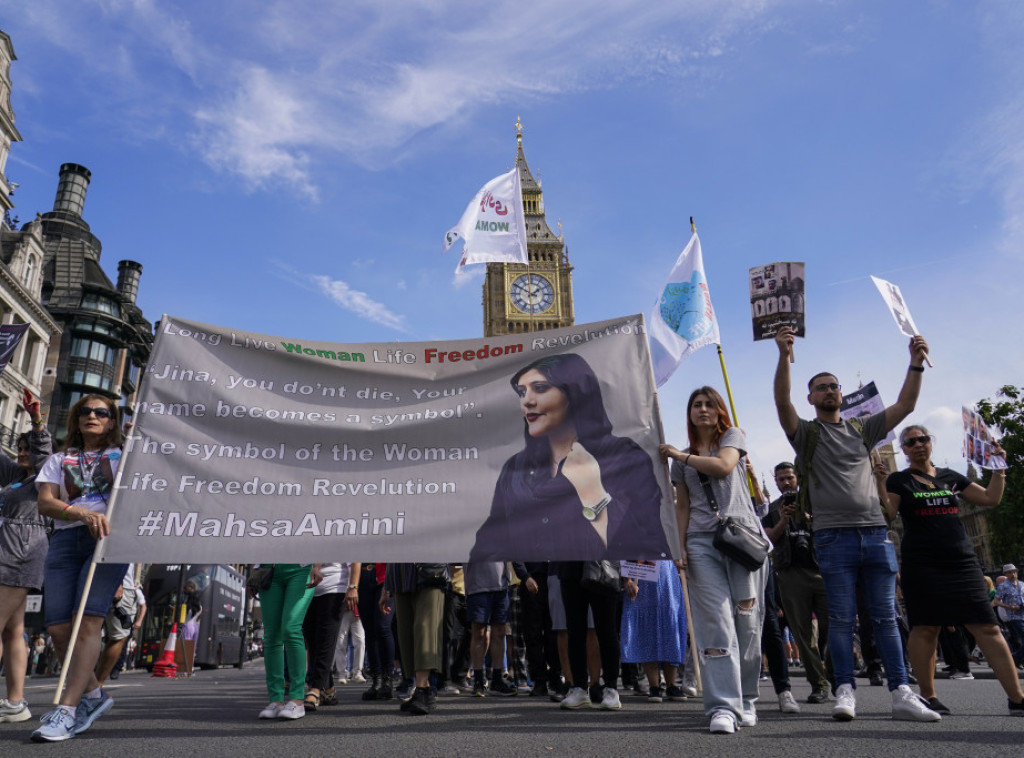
[697,471,769,572]
[415,563,450,590]
[246,565,275,595]
[580,560,622,596]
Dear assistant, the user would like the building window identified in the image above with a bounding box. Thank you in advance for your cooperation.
[24,255,36,287]
[80,292,120,317]
[67,369,112,391]
[70,337,116,365]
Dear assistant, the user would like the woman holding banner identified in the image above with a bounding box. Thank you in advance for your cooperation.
[878,425,1024,716]
[31,395,128,742]
[659,387,766,735]
[0,390,51,725]
[470,353,670,562]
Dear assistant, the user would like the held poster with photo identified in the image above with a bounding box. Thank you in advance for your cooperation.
[96,314,679,565]
[749,262,805,341]
[839,381,896,449]
[962,406,1008,470]
[871,275,919,338]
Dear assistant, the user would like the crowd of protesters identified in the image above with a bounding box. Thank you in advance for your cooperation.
[0,325,1021,741]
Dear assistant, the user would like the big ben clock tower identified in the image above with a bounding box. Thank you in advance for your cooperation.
[483,120,574,337]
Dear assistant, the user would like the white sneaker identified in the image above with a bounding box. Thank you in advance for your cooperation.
[560,686,592,709]
[681,681,698,698]
[833,684,856,721]
[949,671,974,680]
[709,710,737,734]
[352,672,367,683]
[277,701,306,720]
[891,685,941,722]
[599,688,622,710]
[778,690,801,714]
[739,709,757,727]
[0,698,31,723]
[258,702,282,720]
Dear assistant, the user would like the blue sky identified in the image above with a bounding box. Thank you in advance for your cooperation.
[2,1,1021,494]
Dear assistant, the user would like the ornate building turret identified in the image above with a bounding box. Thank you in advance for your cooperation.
[482,120,575,337]
[38,164,153,435]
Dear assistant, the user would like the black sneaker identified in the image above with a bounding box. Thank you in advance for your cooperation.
[868,670,885,687]
[807,688,830,704]
[489,678,518,697]
[407,687,434,716]
[549,681,568,703]
[529,681,549,697]
[647,686,664,703]
[665,685,688,702]
[925,697,951,715]
[1009,698,1024,717]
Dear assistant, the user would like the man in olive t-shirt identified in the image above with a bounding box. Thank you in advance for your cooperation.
[773,326,938,724]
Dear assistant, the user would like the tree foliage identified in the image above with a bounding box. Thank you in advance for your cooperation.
[977,386,1024,565]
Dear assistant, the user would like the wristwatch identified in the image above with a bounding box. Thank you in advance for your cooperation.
[346,585,358,591]
[582,495,612,522]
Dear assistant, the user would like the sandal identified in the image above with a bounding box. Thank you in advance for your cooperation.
[304,691,320,711]
[321,688,338,706]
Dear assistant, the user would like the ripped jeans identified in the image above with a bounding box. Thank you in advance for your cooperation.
[813,526,907,691]
[686,531,767,719]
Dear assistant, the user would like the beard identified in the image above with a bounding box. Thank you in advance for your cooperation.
[815,397,841,412]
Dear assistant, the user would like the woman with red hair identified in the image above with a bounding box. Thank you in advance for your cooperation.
[660,386,767,735]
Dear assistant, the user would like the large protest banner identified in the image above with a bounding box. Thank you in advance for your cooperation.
[96,314,678,564]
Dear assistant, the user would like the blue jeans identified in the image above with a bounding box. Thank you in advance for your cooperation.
[43,526,128,626]
[813,526,906,691]
[1005,619,1024,665]
[685,532,767,719]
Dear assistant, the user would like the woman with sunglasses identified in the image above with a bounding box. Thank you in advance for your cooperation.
[0,390,51,725]
[877,424,1023,716]
[30,395,128,742]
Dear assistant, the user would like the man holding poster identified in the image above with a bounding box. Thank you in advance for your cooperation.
[773,325,940,724]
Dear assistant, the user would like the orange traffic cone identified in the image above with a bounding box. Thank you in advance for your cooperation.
[152,622,179,677]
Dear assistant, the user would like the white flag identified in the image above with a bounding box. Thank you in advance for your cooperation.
[870,275,919,337]
[442,167,528,271]
[648,233,720,387]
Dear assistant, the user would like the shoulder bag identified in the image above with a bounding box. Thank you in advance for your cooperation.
[698,470,769,572]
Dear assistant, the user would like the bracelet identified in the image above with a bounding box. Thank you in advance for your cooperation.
[909,365,924,373]
[61,504,73,521]
[685,454,692,466]
[347,585,358,591]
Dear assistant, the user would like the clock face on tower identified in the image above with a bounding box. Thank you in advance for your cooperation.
[510,273,555,314]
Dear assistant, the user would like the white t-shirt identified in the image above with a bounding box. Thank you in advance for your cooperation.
[314,562,354,597]
[36,447,121,530]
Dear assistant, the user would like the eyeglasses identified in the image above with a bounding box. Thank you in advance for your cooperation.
[78,406,112,419]
[812,383,841,393]
[902,435,931,447]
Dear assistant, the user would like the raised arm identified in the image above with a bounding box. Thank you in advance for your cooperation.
[773,327,799,437]
[875,463,899,522]
[959,444,1007,507]
[883,335,929,432]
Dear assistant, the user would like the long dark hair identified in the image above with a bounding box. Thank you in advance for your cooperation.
[685,385,733,452]
[64,394,122,452]
[510,354,614,466]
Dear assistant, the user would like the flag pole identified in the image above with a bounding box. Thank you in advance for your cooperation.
[692,216,757,499]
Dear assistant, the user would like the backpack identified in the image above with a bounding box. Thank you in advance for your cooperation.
[793,417,870,519]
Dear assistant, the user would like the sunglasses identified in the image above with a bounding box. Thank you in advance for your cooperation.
[78,406,113,419]
[902,435,931,447]
[812,383,841,393]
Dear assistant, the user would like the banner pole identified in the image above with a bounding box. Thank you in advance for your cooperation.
[716,343,757,498]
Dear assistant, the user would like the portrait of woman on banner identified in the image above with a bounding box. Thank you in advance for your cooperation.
[469,353,672,562]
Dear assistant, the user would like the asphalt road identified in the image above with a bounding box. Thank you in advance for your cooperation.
[2,662,1022,757]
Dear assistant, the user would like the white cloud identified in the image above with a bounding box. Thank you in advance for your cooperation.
[270,262,406,331]
[309,275,407,332]
[2,0,792,194]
